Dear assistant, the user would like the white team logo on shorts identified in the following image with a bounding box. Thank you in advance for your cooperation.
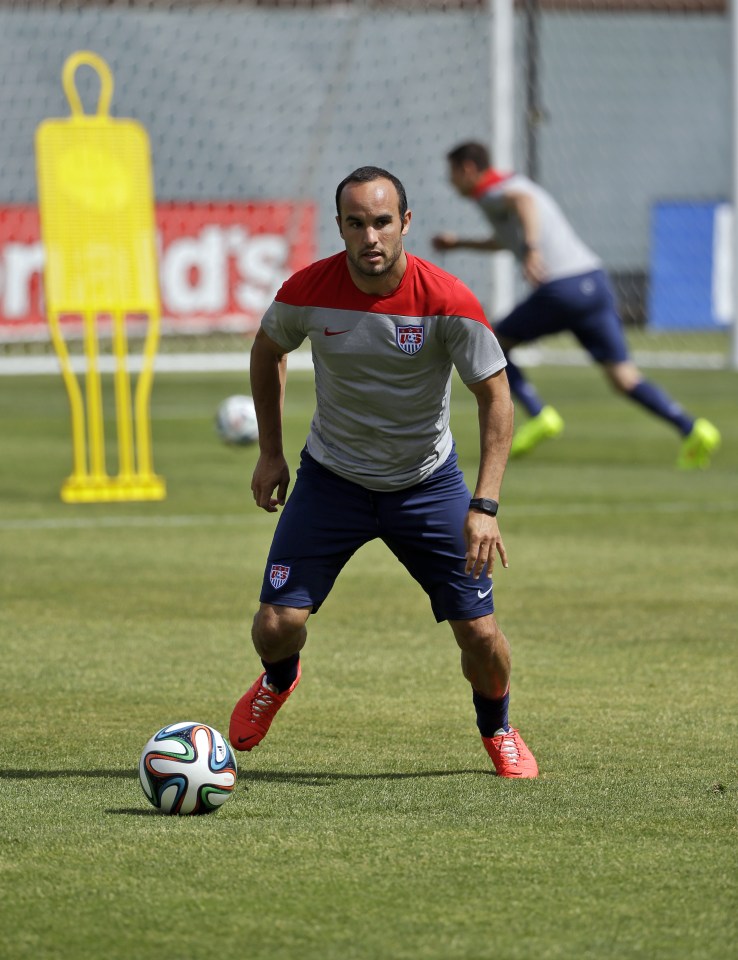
[580,277,596,296]
[269,564,290,589]
[396,325,424,355]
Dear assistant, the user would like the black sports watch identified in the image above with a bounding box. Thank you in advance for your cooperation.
[469,497,499,517]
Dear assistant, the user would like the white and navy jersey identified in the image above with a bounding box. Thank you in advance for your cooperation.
[261,251,506,491]
[473,169,601,282]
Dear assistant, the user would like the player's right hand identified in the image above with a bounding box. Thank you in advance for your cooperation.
[432,232,458,251]
[251,453,290,513]
[523,248,548,286]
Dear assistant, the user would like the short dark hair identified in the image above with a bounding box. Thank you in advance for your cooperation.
[335,166,408,219]
[447,141,490,171]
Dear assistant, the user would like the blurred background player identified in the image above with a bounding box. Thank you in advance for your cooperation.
[229,165,538,777]
[432,141,721,469]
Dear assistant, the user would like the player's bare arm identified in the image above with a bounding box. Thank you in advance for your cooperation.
[464,369,514,578]
[432,231,503,253]
[504,190,547,285]
[250,327,291,513]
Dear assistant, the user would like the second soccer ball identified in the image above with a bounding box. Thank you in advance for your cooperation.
[215,394,259,445]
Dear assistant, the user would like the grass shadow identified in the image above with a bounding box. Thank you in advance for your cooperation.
[242,768,493,785]
[105,807,161,816]
[0,768,136,779]
[0,767,492,784]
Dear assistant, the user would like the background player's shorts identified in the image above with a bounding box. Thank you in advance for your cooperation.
[259,447,495,623]
[495,268,630,364]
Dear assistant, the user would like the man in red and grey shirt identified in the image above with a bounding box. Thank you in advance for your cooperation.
[433,141,720,469]
[228,165,539,778]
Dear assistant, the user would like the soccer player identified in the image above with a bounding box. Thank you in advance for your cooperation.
[432,141,721,468]
[229,166,538,778]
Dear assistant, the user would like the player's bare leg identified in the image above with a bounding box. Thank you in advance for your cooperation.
[229,604,309,751]
[451,614,538,778]
[451,613,510,698]
[602,359,641,394]
[252,603,309,662]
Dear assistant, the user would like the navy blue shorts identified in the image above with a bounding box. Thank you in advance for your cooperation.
[495,269,630,364]
[259,447,495,623]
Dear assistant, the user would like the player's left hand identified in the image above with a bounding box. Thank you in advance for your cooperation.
[464,512,508,579]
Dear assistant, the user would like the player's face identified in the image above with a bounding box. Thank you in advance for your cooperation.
[448,160,478,197]
[337,179,411,290]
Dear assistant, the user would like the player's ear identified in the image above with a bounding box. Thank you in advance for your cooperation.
[401,209,412,237]
[335,214,344,238]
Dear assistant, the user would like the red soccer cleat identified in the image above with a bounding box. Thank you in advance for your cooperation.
[482,727,539,778]
[229,663,301,752]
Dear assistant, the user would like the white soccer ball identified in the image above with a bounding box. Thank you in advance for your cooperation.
[139,721,238,815]
[215,394,259,445]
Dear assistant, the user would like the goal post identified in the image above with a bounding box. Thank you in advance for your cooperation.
[732,0,738,369]
[490,0,517,320]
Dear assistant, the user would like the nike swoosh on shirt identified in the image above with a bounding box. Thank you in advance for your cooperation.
[477,584,493,599]
[323,327,350,336]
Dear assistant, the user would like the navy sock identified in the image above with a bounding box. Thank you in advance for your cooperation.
[627,381,694,436]
[262,653,300,693]
[505,357,545,417]
[473,688,510,738]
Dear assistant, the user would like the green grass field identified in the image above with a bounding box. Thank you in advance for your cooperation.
[1,364,736,960]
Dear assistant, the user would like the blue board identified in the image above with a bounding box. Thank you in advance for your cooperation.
[649,201,731,330]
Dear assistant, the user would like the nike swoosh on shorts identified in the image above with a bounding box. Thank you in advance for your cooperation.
[477,584,493,599]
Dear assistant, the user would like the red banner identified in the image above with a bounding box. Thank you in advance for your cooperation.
[0,201,316,340]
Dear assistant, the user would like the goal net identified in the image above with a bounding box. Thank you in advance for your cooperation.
[0,0,731,370]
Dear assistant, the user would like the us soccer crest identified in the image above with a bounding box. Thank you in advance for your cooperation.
[269,564,290,589]
[396,325,424,355]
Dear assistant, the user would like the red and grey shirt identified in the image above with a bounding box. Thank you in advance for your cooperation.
[473,169,601,282]
[261,251,506,491]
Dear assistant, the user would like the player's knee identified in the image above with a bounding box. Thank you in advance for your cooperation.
[451,614,505,654]
[251,603,308,659]
[604,361,640,394]
[608,374,631,395]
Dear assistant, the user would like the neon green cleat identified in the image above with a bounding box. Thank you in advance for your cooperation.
[677,418,721,470]
[510,405,564,459]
